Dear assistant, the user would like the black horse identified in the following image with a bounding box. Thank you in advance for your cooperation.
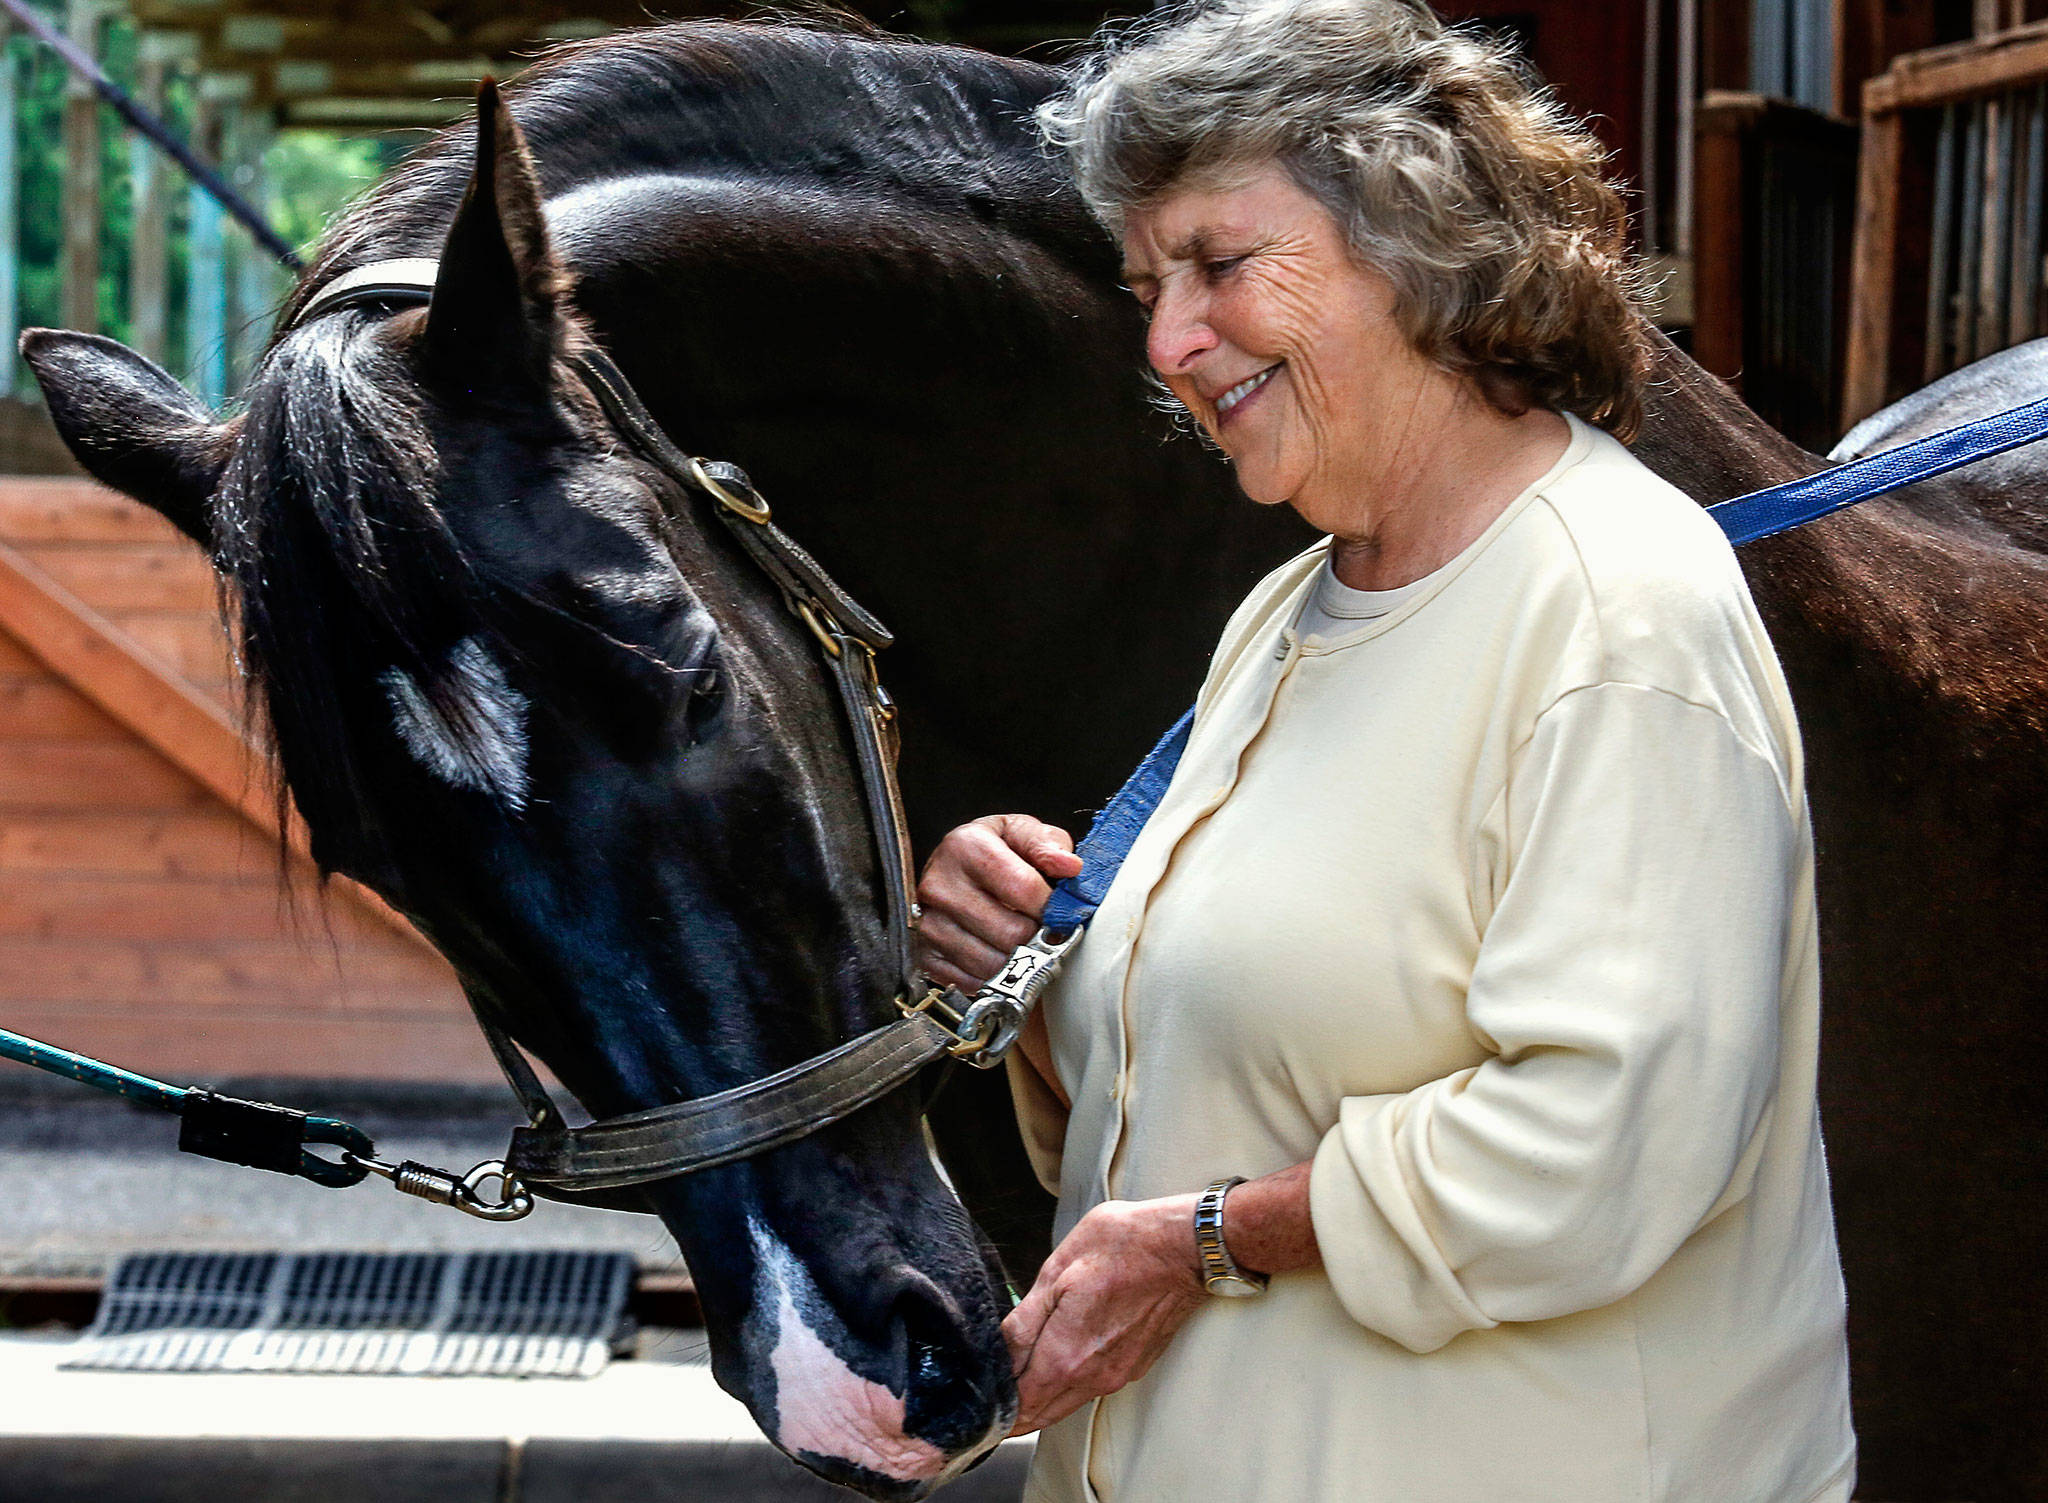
[21,21,2048,1500]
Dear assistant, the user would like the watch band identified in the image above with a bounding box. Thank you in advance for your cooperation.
[1194,1176,1270,1296]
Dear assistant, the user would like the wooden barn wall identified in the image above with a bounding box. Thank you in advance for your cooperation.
[0,478,495,1084]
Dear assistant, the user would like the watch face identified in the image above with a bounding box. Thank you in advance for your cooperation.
[1205,1274,1267,1298]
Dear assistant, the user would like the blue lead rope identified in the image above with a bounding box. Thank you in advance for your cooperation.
[1039,396,2048,931]
[1039,708,1195,938]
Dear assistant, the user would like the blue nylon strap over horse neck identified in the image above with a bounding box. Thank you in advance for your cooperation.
[1705,392,2048,545]
[1036,395,2048,935]
[1038,709,1194,938]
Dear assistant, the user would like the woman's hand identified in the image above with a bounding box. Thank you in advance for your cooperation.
[915,815,1082,992]
[1002,1194,1207,1435]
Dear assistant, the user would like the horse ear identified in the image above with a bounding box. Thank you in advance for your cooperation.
[422,80,564,393]
[18,329,229,547]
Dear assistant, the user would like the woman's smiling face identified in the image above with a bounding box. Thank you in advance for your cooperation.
[1121,164,1447,530]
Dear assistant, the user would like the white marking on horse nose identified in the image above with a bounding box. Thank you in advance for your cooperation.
[379,636,531,809]
[746,1219,951,1484]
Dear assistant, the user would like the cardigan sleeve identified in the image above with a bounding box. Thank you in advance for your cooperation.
[1308,680,1801,1353]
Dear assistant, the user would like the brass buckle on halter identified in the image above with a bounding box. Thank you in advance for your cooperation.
[686,456,772,524]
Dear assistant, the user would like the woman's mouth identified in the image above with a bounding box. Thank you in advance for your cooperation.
[1215,364,1280,423]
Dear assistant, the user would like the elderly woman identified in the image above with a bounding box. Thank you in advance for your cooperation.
[915,0,1855,1499]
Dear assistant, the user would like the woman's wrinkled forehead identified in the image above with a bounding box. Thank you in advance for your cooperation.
[1119,165,1336,282]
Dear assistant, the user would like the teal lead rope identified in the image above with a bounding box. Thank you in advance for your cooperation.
[4,1023,373,1190]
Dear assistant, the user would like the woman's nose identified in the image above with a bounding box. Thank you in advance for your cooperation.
[1146,288,1217,376]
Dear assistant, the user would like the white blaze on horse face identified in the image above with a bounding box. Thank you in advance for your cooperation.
[746,1219,950,1484]
[379,636,532,809]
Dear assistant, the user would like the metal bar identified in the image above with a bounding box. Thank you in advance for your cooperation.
[1982,92,2015,360]
[1927,102,1960,382]
[0,18,17,397]
[2008,89,2034,341]
[229,100,278,384]
[1958,100,1985,368]
[128,44,167,362]
[2026,84,2046,341]
[0,0,299,270]
[1791,0,1831,114]
[187,89,226,404]
[59,0,99,334]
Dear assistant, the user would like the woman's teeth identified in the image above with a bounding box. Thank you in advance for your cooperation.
[1216,365,1278,416]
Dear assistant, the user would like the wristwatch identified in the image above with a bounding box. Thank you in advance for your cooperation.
[1194,1177,1270,1297]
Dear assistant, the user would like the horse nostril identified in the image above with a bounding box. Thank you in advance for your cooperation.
[885,1273,1008,1453]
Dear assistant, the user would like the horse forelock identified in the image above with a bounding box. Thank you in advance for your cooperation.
[216,310,518,881]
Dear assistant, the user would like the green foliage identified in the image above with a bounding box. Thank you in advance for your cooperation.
[6,9,402,398]
[264,132,391,258]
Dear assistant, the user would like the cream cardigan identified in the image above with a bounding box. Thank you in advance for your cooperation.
[1011,417,1855,1503]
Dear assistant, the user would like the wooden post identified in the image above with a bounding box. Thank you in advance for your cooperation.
[59,0,101,336]
[0,16,17,399]
[1692,93,1762,385]
[185,89,226,406]
[127,38,173,365]
[1842,104,1903,423]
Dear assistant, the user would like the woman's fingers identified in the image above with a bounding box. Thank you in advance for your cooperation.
[1000,1197,1204,1436]
[913,908,1012,987]
[914,814,1082,984]
[994,814,1085,882]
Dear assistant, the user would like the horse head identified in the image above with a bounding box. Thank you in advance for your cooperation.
[22,83,1013,1498]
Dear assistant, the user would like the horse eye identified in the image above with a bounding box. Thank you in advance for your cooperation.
[686,668,725,733]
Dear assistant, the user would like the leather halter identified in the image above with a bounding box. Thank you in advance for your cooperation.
[286,260,989,1210]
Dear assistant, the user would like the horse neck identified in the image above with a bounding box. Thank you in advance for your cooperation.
[1631,327,1821,500]
[1634,327,2048,759]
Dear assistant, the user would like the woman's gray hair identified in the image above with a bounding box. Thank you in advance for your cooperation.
[1037,0,1648,438]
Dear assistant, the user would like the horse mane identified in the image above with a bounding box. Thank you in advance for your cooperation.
[215,21,1084,888]
[283,20,1078,324]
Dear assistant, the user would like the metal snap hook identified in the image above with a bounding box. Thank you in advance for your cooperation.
[345,1151,536,1222]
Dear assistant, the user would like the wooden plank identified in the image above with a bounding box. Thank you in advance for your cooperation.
[0,536,436,954]
[0,1008,502,1082]
[0,635,40,674]
[1866,22,2048,115]
[0,938,458,1008]
[1844,108,1906,424]
[0,542,255,814]
[0,808,278,875]
[0,872,401,943]
[0,479,191,545]
[0,677,129,740]
[20,544,221,614]
[107,612,235,686]
[1835,0,1940,120]
[0,741,214,810]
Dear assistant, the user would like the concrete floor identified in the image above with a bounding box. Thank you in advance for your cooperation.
[0,1328,1034,1501]
[0,1069,1034,1500]
[0,1067,684,1276]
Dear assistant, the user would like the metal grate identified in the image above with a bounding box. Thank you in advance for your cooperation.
[64,1249,635,1378]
